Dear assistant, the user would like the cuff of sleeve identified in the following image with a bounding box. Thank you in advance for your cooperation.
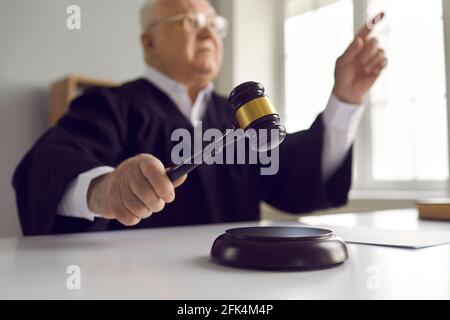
[323,94,366,132]
[57,166,115,221]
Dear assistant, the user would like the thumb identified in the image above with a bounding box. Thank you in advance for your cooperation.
[339,37,364,65]
[173,174,188,188]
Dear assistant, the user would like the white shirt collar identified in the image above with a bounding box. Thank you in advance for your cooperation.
[143,65,214,125]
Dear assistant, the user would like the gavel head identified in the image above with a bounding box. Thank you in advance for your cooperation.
[228,81,286,152]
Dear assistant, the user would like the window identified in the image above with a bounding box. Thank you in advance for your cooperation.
[366,0,448,182]
[284,0,450,194]
[285,0,354,132]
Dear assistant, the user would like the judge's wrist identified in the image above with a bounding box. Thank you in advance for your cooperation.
[87,173,111,216]
[332,86,365,105]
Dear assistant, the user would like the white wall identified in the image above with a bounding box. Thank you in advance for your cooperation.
[214,0,285,120]
[0,0,145,237]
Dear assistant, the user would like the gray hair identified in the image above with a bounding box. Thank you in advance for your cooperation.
[140,0,214,32]
[140,0,159,32]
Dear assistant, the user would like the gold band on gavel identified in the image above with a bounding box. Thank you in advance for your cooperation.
[235,97,277,129]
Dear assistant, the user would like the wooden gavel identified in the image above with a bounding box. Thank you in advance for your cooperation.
[167,81,286,181]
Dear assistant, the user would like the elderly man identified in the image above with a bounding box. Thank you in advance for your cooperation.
[13,0,387,235]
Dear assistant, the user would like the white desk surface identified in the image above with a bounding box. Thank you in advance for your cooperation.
[1,209,449,300]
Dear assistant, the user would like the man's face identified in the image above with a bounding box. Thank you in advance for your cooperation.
[142,0,223,86]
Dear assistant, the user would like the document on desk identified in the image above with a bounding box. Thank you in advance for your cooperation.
[319,225,450,249]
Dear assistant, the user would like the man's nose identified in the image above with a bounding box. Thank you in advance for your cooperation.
[197,24,216,40]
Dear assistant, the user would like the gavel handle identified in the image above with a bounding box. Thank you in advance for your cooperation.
[166,124,241,182]
[166,162,200,182]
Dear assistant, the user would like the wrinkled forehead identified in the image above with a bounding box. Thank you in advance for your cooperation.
[154,0,216,19]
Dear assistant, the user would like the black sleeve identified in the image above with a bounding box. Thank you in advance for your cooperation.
[259,114,352,214]
[12,87,128,236]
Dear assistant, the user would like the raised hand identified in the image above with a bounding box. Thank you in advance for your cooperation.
[333,12,388,104]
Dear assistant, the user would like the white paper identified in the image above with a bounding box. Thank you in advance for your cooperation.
[318,225,450,249]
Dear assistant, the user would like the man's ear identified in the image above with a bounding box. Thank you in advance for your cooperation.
[141,33,155,49]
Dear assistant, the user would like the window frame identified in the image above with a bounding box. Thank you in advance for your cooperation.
[282,0,450,198]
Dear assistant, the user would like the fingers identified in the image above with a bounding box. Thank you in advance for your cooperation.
[121,182,153,219]
[356,36,388,77]
[138,154,175,203]
[374,58,388,75]
[356,12,385,40]
[129,166,166,213]
[100,154,188,227]
[359,38,379,64]
[108,193,142,227]
[173,173,188,188]
[363,49,387,75]
[338,37,364,65]
[338,12,386,68]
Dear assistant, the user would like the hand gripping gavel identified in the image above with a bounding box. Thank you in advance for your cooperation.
[167,81,286,182]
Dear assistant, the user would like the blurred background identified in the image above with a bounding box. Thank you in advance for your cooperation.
[0,0,449,237]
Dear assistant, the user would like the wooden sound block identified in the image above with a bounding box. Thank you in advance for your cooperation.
[210,226,349,270]
[417,199,450,221]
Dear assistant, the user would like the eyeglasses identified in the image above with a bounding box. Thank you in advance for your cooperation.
[147,12,229,39]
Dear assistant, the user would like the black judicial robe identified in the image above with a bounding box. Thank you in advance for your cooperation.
[12,79,352,236]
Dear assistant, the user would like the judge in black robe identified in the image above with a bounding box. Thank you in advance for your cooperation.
[12,1,387,236]
[12,79,351,236]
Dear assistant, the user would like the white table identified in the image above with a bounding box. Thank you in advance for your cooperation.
[1,209,449,299]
